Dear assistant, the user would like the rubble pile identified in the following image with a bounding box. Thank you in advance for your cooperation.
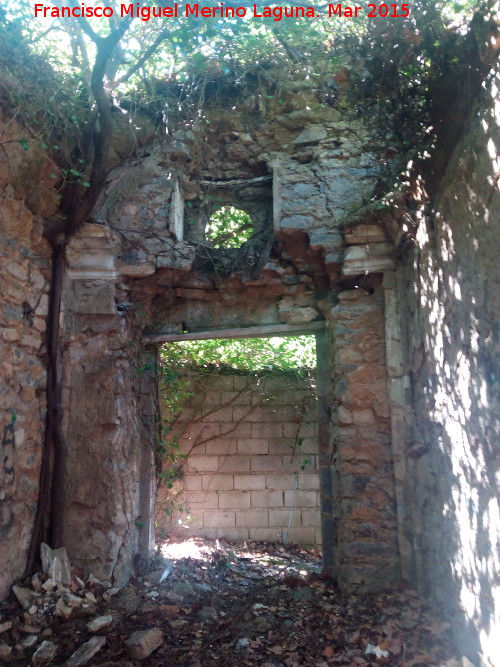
[0,543,166,665]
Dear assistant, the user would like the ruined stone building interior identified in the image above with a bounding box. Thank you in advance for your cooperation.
[0,8,499,666]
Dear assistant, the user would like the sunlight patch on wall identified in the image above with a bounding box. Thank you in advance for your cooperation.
[415,187,499,663]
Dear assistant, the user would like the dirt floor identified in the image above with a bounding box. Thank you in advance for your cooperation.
[0,538,463,666]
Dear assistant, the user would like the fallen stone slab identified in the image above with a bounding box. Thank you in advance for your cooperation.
[54,598,73,619]
[21,634,38,649]
[108,586,139,614]
[12,585,34,610]
[42,577,56,592]
[235,637,249,652]
[32,640,58,665]
[171,581,194,598]
[143,562,173,586]
[87,615,113,632]
[62,592,83,608]
[40,544,72,585]
[63,636,106,666]
[87,573,111,588]
[125,628,163,660]
[0,643,12,659]
[21,623,42,634]
[0,620,13,634]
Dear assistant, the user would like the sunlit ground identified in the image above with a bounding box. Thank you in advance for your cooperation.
[158,536,217,561]
[144,536,457,665]
[157,536,322,579]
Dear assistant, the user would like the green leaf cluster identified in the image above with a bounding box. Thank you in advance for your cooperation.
[162,336,317,372]
[205,206,254,248]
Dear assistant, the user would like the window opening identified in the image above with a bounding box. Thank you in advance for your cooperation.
[205,206,254,248]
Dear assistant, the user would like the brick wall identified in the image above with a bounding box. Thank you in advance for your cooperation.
[157,371,321,545]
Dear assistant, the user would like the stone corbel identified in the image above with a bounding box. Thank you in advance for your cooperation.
[342,242,394,276]
[66,222,119,315]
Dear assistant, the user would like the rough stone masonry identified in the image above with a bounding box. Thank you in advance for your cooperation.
[57,91,399,593]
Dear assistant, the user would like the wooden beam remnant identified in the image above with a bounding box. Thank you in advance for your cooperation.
[198,175,272,187]
[142,321,324,344]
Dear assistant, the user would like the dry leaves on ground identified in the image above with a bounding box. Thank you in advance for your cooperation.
[0,538,461,666]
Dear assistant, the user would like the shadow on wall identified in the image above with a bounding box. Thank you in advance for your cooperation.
[402,74,500,665]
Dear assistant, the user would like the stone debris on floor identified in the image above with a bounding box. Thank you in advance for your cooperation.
[0,538,465,666]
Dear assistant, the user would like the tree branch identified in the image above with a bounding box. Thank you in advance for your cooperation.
[69,1,101,45]
[114,28,171,86]
[65,24,133,235]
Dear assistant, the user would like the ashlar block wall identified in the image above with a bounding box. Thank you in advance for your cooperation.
[157,371,321,544]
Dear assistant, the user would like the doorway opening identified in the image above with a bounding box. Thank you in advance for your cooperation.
[155,330,322,549]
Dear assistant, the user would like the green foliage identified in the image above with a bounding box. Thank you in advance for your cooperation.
[205,206,254,248]
[163,336,317,372]
[0,13,87,167]
[1,0,493,191]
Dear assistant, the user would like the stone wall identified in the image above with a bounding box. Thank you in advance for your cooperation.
[0,79,401,599]
[395,78,500,665]
[60,227,158,585]
[322,276,400,589]
[0,110,57,598]
[57,92,399,592]
[157,371,320,545]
